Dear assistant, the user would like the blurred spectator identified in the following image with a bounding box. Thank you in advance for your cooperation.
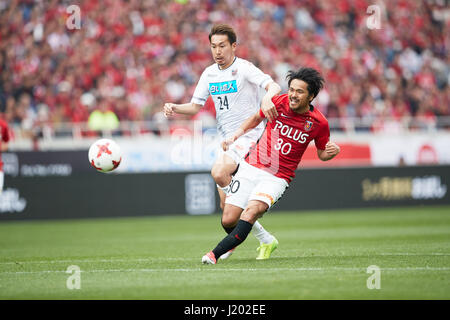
[87,99,120,133]
[0,0,448,137]
[0,112,10,193]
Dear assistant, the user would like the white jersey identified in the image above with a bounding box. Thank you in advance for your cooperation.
[191,57,273,140]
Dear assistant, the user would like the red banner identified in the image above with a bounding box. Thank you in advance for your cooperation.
[300,143,371,168]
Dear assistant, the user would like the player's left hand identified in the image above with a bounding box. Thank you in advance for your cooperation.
[325,141,340,156]
[261,97,278,122]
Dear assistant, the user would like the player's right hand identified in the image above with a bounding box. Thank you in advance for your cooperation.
[163,103,175,117]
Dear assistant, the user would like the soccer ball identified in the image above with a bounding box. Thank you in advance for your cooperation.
[88,138,122,173]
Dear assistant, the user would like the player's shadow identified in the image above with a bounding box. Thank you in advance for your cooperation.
[224,256,298,265]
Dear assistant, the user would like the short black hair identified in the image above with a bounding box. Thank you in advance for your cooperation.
[209,24,237,45]
[286,67,324,99]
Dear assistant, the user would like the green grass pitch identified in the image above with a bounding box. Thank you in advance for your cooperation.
[0,206,449,299]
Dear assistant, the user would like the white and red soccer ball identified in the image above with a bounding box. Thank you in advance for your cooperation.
[88,139,122,173]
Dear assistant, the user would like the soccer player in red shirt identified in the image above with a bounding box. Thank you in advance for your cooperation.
[202,67,340,264]
[0,115,10,194]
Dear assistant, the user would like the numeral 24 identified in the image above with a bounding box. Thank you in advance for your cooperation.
[217,96,229,110]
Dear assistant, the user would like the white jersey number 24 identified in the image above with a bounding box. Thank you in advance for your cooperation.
[217,96,229,110]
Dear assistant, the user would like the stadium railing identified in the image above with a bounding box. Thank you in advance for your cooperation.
[7,116,450,150]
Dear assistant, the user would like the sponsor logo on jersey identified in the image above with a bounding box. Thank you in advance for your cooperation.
[232,68,238,76]
[274,120,309,143]
[209,80,237,95]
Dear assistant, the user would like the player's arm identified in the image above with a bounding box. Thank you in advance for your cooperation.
[260,81,281,122]
[317,141,340,161]
[165,68,209,117]
[222,112,264,151]
[163,102,203,117]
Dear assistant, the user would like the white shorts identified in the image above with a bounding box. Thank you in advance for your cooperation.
[225,161,289,210]
[0,171,3,193]
[217,135,257,165]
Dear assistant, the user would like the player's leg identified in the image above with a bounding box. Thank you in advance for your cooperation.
[202,200,268,264]
[218,161,254,261]
[203,164,288,264]
[218,203,243,260]
[212,150,276,248]
[240,200,268,224]
[216,187,226,211]
[248,175,288,260]
[211,153,237,209]
[221,203,243,230]
[223,166,287,260]
[221,160,276,247]
[210,154,242,260]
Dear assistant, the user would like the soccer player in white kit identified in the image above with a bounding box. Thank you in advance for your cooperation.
[164,24,281,260]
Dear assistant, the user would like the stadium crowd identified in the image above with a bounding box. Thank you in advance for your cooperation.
[0,0,448,137]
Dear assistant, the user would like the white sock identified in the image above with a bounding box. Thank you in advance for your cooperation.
[252,221,274,244]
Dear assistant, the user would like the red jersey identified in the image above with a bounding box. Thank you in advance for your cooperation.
[245,94,329,183]
[0,118,10,172]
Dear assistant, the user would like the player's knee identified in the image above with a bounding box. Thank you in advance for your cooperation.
[221,215,238,228]
[241,201,267,224]
[211,165,228,186]
[211,156,237,186]
[222,205,241,227]
[211,167,231,187]
[222,209,239,228]
[249,200,268,213]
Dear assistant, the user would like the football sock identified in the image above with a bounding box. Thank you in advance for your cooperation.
[252,221,275,244]
[212,219,253,259]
